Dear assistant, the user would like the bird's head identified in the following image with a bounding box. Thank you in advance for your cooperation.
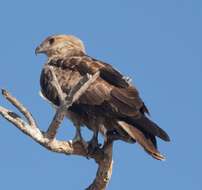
[35,34,86,59]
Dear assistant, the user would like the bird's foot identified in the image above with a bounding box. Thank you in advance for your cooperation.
[72,135,88,151]
[87,137,102,157]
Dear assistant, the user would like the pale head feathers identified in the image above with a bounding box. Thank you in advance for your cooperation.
[35,34,86,59]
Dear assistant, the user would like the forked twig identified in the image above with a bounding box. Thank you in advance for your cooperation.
[0,70,113,190]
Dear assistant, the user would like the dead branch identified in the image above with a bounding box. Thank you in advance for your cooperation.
[44,66,99,139]
[0,71,113,190]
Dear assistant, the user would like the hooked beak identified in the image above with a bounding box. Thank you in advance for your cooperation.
[35,45,44,55]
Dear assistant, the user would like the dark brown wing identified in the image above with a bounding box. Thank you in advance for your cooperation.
[63,55,149,113]
[41,58,112,106]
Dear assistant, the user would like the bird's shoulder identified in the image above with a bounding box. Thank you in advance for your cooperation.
[48,54,130,89]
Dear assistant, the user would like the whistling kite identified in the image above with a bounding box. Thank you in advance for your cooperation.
[36,35,170,160]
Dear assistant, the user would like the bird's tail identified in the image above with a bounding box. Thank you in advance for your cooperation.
[118,121,166,160]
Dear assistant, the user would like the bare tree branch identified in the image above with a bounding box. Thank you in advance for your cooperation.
[47,65,66,103]
[86,142,113,190]
[0,71,113,190]
[2,89,37,128]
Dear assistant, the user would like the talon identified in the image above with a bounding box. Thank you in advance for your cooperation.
[87,138,101,156]
[73,137,88,151]
[72,124,88,151]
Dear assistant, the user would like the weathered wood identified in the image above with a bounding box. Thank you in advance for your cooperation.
[0,71,113,190]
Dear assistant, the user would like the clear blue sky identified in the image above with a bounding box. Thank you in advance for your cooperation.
[0,0,201,189]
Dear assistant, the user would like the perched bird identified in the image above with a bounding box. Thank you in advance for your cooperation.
[36,34,170,160]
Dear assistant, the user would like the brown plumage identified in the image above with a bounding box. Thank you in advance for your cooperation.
[36,34,170,160]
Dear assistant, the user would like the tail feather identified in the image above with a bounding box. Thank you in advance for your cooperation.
[128,116,170,142]
[118,121,166,160]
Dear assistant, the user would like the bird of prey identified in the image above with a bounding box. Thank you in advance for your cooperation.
[35,34,170,160]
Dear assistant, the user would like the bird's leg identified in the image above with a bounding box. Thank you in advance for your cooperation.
[73,124,82,142]
[87,127,101,155]
[72,124,88,150]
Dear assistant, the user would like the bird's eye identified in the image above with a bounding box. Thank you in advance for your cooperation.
[49,38,55,45]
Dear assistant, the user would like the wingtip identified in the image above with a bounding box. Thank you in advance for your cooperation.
[163,133,171,142]
[156,126,171,142]
[167,136,171,142]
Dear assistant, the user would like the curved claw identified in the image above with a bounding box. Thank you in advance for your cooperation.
[87,138,102,157]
